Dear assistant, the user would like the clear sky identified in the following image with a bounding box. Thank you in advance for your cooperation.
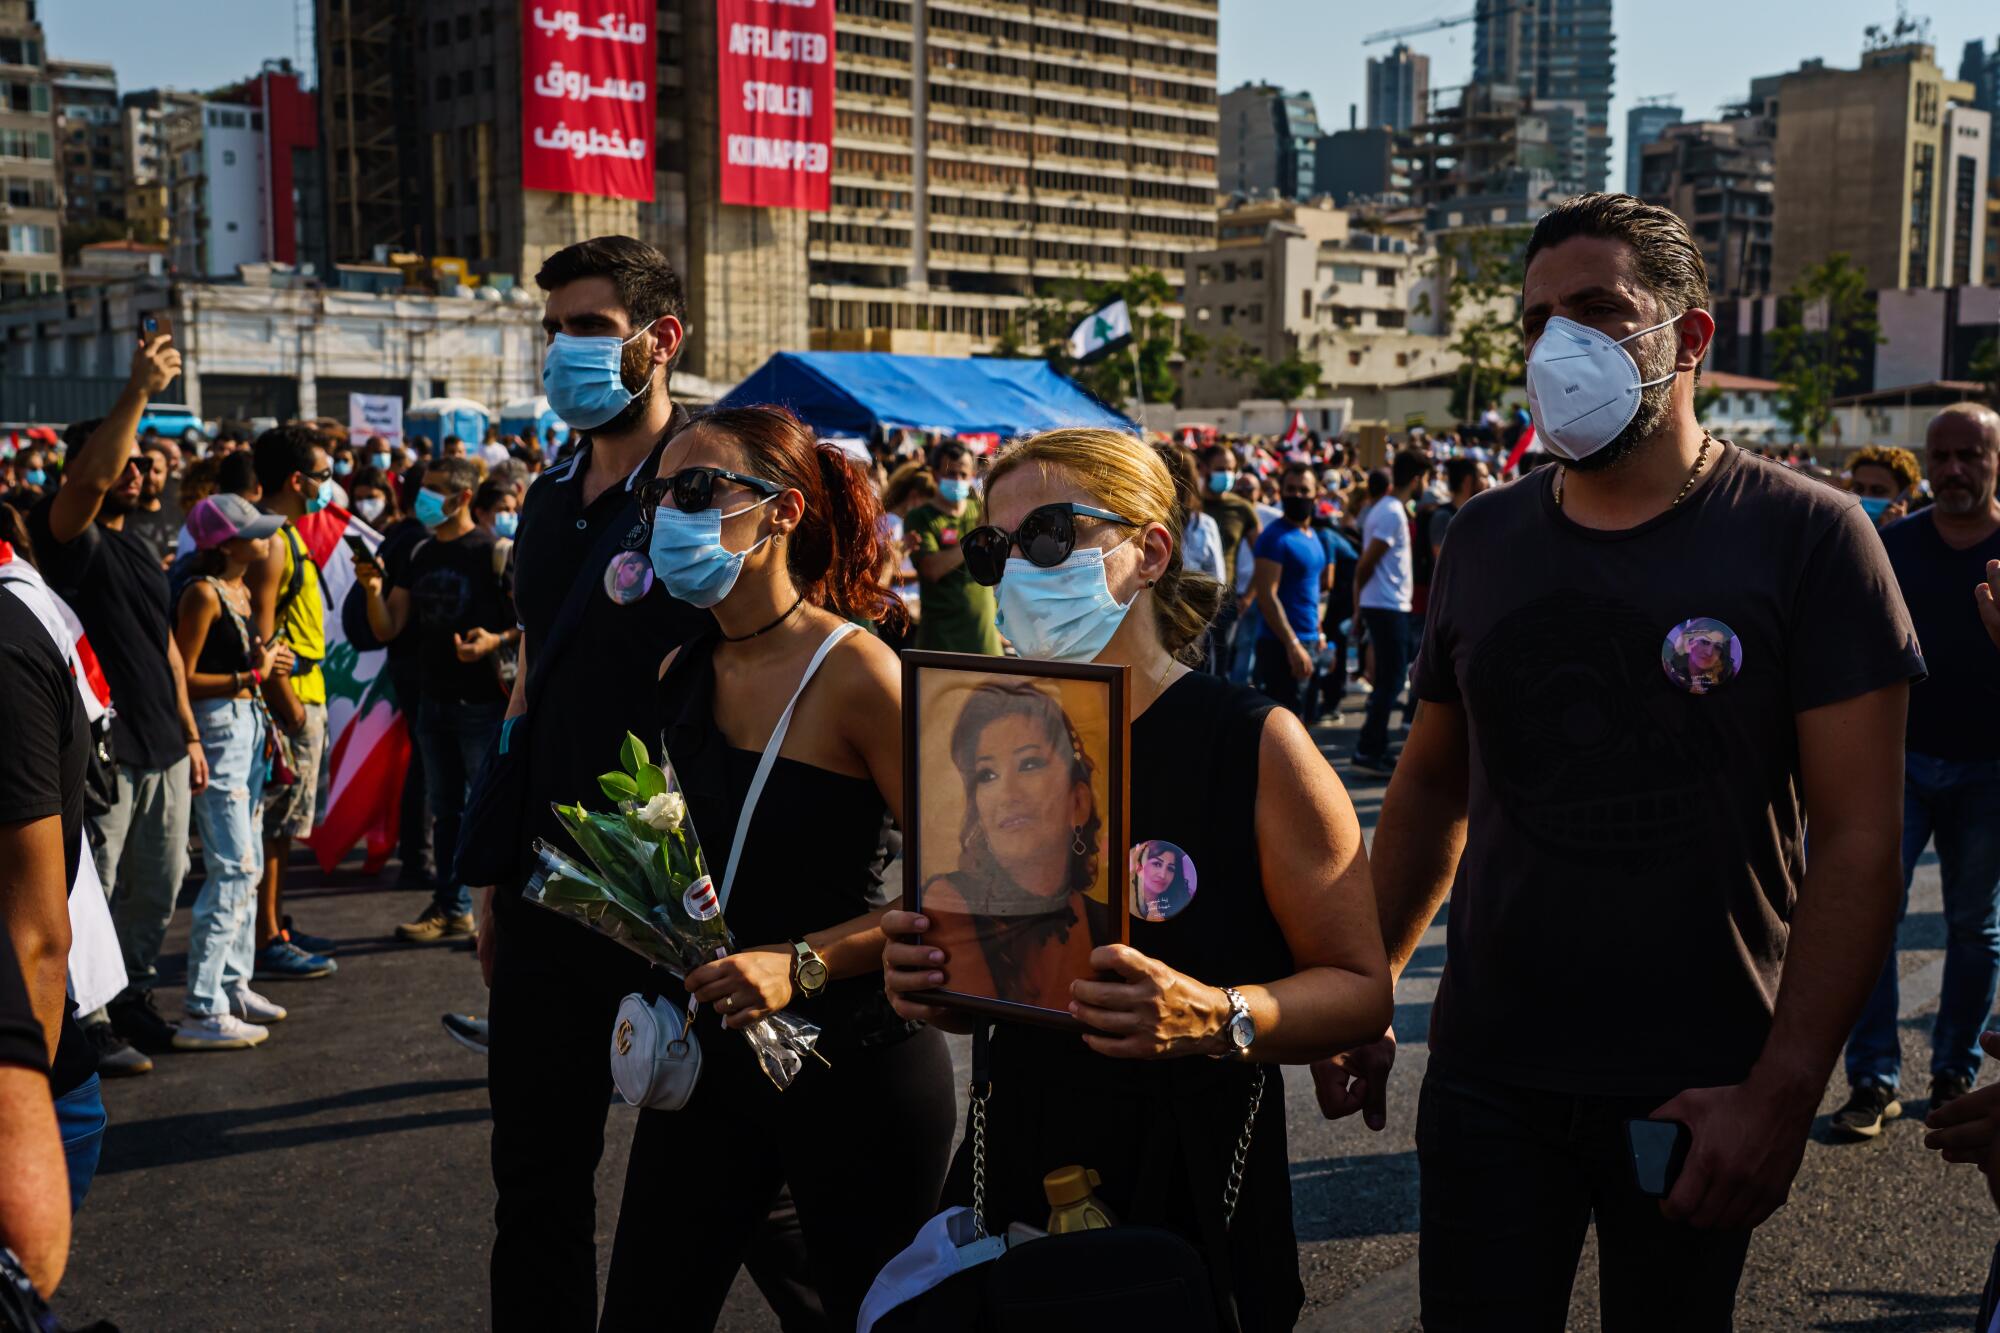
[1222,0,1999,191]
[39,1,2000,194]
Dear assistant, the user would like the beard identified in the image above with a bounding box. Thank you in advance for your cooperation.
[102,487,141,515]
[1935,485,1981,515]
[1563,326,1680,474]
[595,331,663,435]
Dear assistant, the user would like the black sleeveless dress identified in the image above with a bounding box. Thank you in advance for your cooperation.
[598,630,958,1333]
[939,670,1303,1332]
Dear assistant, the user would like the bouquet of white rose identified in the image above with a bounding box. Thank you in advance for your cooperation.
[522,732,824,1089]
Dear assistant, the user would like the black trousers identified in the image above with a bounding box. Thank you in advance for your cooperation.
[600,1015,956,1332]
[488,907,829,1331]
[1416,1065,1753,1332]
[1356,608,1412,759]
[1253,634,1307,715]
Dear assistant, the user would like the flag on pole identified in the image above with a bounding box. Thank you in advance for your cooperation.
[1281,411,1309,448]
[1066,298,1134,364]
[294,506,413,876]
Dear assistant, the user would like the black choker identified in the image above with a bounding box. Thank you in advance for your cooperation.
[722,595,805,642]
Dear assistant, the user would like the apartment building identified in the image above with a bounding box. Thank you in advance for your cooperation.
[1638,117,1775,298]
[0,0,59,299]
[51,59,121,233]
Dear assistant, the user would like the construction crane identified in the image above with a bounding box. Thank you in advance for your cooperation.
[1362,2,1516,47]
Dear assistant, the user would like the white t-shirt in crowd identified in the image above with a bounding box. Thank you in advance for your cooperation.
[1359,494,1413,612]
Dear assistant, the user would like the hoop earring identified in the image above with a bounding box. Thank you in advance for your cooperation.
[1071,825,1087,856]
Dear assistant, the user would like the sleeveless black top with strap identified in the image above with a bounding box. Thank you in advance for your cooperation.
[942,669,1302,1331]
[658,629,915,1045]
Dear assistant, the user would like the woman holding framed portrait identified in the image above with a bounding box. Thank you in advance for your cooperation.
[598,406,955,1331]
[882,428,1393,1331]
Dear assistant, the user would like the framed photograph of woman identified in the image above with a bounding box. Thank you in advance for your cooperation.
[902,651,1130,1030]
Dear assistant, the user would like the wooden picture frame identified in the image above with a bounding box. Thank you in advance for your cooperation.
[901,650,1131,1031]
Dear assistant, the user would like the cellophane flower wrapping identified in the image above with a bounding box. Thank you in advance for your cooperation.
[521,731,823,1089]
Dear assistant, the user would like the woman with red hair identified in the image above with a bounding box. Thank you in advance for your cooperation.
[599,406,954,1329]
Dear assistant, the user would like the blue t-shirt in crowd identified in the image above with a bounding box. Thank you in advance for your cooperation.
[1880,512,2000,760]
[1253,519,1330,642]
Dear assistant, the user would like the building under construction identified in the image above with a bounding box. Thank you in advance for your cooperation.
[1400,83,1588,229]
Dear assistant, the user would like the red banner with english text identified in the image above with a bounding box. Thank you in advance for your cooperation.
[716,0,834,210]
[522,2,656,201]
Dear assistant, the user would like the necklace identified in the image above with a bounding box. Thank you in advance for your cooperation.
[1556,433,1714,510]
[722,594,804,642]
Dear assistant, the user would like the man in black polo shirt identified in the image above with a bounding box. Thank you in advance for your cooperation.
[483,235,708,1326]
[27,334,203,1074]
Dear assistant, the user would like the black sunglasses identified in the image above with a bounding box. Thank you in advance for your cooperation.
[638,466,782,518]
[961,502,1136,587]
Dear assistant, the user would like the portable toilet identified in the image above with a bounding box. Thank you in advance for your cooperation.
[405,397,491,454]
[499,396,568,457]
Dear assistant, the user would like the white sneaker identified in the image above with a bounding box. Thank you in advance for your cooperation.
[172,1012,269,1050]
[228,986,287,1023]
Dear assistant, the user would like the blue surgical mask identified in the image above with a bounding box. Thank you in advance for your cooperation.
[24,468,46,487]
[994,545,1136,663]
[646,495,775,607]
[1857,496,1894,521]
[1208,471,1236,494]
[369,452,392,472]
[543,323,654,430]
[333,458,353,476]
[305,475,335,514]
[494,510,519,538]
[413,488,451,529]
[937,477,972,505]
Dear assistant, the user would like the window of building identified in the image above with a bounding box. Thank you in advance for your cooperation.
[226,221,238,232]
[456,14,472,39]
[435,75,452,101]
[1375,267,1395,286]
[1348,351,1362,367]
[457,70,474,94]
[1301,290,1311,319]
[433,20,449,45]
[1396,352,1409,367]
[222,149,235,166]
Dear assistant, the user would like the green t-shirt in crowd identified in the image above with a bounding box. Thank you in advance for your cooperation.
[907,499,1001,655]
[1207,491,1259,577]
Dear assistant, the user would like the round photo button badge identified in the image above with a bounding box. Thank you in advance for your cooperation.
[603,549,655,605]
[1661,617,1742,696]
[1129,839,1198,922]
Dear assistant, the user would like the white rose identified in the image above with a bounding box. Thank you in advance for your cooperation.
[636,790,685,833]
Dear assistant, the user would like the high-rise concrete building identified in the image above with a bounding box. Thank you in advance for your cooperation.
[1624,101,1681,195]
[1367,43,1428,133]
[1773,41,1984,291]
[122,89,199,248]
[1473,0,1615,194]
[0,0,60,299]
[317,0,806,385]
[1221,82,1316,202]
[162,65,320,280]
[815,2,1219,355]
[1962,38,1999,178]
[1638,119,1774,298]
[1315,127,1407,206]
[1939,103,1990,289]
[51,60,122,235]
[1402,83,1587,229]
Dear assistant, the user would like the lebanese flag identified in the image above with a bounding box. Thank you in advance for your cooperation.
[1503,424,1537,476]
[1280,411,1309,449]
[294,507,411,875]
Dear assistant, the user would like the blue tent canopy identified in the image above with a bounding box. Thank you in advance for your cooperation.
[718,353,1136,441]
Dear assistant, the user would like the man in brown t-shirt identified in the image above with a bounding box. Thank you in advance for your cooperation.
[1313,195,1923,1330]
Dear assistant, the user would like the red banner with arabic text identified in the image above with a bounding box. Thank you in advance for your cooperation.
[522,3,655,201]
[717,0,834,210]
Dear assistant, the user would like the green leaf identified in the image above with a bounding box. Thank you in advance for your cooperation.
[620,732,649,776]
[634,763,667,800]
[597,771,639,802]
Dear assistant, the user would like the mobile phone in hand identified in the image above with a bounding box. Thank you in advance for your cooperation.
[1625,1118,1691,1198]
[140,311,174,340]
[345,534,378,568]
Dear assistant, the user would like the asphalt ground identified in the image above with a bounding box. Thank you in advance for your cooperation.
[51,703,1995,1331]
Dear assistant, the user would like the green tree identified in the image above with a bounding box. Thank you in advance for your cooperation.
[1440,226,1530,421]
[1974,335,1999,407]
[1199,337,1322,405]
[998,267,1195,407]
[1771,253,1881,447]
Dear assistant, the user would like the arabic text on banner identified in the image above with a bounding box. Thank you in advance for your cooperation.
[522,3,656,201]
[347,393,404,446]
[717,0,834,210]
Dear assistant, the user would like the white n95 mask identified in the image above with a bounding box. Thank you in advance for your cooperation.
[1525,315,1681,463]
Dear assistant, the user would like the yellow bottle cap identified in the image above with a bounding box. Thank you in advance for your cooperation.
[1043,1165,1098,1206]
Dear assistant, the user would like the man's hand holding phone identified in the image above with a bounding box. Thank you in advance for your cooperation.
[1649,1075,1814,1230]
[130,322,181,398]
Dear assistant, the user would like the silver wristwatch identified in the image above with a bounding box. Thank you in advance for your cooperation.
[1210,986,1255,1060]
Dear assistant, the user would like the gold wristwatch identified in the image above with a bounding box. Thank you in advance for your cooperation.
[790,939,829,998]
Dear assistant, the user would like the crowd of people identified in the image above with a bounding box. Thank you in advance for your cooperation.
[1,195,1999,1331]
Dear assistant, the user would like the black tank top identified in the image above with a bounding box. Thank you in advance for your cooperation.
[658,630,907,1039]
[955,670,1304,1330]
[193,579,255,680]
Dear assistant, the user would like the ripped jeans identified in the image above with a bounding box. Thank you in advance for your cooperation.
[185,698,269,1017]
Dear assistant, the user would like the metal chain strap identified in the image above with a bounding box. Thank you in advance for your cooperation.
[1221,1064,1267,1227]
[968,1080,992,1240]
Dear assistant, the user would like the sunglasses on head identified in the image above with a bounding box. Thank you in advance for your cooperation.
[961,502,1136,587]
[638,466,782,518]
